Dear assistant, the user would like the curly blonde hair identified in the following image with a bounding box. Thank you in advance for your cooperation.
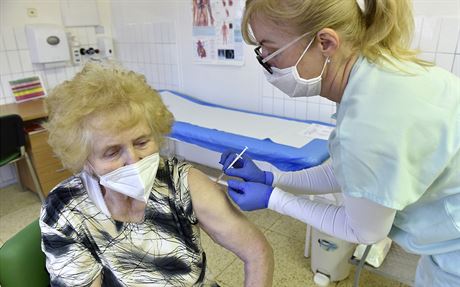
[242,0,432,68]
[45,62,174,173]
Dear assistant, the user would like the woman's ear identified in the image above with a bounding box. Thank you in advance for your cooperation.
[316,28,340,57]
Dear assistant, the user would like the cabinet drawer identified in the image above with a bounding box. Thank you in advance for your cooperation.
[41,170,72,196]
[27,129,72,195]
[28,130,56,164]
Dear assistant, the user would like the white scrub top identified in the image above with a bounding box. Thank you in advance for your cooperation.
[329,56,460,256]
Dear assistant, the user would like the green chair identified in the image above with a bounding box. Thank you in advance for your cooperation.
[0,219,50,287]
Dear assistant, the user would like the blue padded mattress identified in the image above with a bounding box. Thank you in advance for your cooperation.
[160,90,334,171]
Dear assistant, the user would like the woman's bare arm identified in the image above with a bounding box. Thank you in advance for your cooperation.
[188,168,274,287]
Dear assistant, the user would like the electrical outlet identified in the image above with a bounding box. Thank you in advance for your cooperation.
[27,8,37,17]
[71,47,82,65]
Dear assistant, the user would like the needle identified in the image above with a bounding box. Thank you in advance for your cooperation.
[215,146,248,183]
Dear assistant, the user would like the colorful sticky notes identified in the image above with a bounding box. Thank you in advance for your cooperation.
[9,76,46,102]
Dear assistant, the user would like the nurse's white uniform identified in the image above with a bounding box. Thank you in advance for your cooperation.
[330,56,460,286]
[268,55,459,286]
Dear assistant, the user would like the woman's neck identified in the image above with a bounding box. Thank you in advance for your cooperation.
[321,53,359,103]
[102,187,146,223]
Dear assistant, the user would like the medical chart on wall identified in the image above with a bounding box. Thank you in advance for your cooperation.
[191,0,244,65]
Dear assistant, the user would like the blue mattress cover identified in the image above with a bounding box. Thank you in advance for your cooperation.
[160,90,334,171]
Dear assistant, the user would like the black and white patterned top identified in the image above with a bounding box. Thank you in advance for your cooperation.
[40,157,219,287]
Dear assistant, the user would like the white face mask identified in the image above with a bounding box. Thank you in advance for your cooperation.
[96,152,160,203]
[264,37,329,98]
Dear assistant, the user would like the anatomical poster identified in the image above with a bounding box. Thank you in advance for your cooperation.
[192,0,244,65]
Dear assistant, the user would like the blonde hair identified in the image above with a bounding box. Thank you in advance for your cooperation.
[242,0,432,68]
[45,62,174,173]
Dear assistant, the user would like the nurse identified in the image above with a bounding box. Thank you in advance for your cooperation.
[219,0,460,286]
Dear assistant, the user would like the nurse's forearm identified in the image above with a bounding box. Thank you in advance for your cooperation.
[268,188,396,244]
[272,161,340,194]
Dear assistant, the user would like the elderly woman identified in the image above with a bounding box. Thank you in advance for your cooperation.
[40,63,273,287]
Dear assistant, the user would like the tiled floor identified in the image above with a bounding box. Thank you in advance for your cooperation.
[0,184,43,245]
[0,182,407,287]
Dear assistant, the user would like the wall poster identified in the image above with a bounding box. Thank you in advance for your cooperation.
[192,0,244,65]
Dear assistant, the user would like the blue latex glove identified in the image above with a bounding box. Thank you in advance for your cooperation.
[219,150,274,185]
[227,180,274,211]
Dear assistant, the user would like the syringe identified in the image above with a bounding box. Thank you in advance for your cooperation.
[215,146,248,183]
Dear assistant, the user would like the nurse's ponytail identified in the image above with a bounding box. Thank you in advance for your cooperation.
[358,0,432,67]
[242,0,432,69]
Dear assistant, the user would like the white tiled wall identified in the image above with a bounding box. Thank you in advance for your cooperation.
[414,16,460,75]
[114,21,180,91]
[0,25,102,104]
[110,0,337,124]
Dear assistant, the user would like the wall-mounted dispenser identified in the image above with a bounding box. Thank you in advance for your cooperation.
[25,24,70,64]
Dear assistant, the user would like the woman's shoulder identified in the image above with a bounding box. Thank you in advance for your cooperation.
[154,157,198,223]
[41,175,90,226]
[45,176,87,205]
[163,156,193,173]
[156,157,193,185]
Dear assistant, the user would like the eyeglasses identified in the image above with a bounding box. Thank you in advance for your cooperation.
[254,31,310,74]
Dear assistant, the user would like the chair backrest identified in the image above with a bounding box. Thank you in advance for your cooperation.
[0,114,25,161]
[0,219,50,287]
